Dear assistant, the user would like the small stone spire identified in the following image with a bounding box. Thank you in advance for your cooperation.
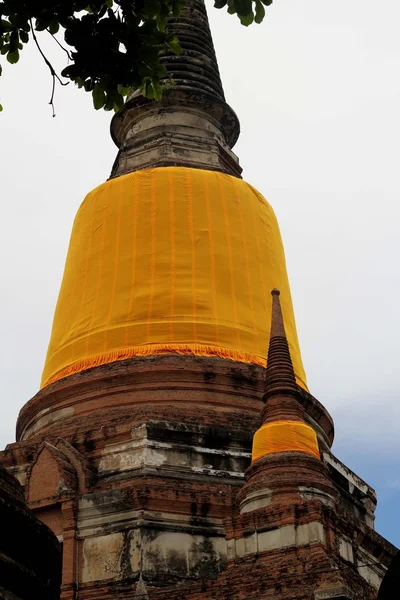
[135,574,149,599]
[261,289,304,423]
[110,0,241,179]
[264,289,298,395]
[237,290,338,513]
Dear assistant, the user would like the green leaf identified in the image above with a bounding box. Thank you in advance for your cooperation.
[7,49,19,64]
[117,85,131,97]
[35,18,50,32]
[0,20,12,32]
[154,63,167,78]
[142,78,151,98]
[234,0,252,16]
[9,30,19,52]
[166,36,182,55]
[260,0,273,5]
[145,81,154,99]
[254,0,265,23]
[144,0,162,18]
[92,84,106,110]
[172,0,185,17]
[104,93,115,111]
[214,0,227,7]
[0,104,3,112]
[150,80,163,101]
[0,64,2,76]
[84,79,95,92]
[114,92,124,110]
[20,31,29,43]
[156,15,167,32]
[48,21,60,35]
[137,61,153,77]
[239,11,254,26]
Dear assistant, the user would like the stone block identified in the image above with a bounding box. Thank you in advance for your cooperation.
[243,532,257,555]
[258,526,293,552]
[226,539,235,561]
[82,533,124,582]
[314,586,354,599]
[339,538,354,563]
[235,537,245,558]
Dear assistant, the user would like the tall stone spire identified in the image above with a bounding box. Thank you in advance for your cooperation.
[110,0,242,178]
[264,288,298,392]
[261,288,305,424]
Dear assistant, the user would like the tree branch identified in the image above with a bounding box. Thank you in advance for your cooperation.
[29,18,69,116]
[47,29,72,62]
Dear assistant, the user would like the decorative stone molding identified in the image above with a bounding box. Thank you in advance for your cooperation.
[110,94,241,179]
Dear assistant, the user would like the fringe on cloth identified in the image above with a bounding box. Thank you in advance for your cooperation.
[41,343,269,388]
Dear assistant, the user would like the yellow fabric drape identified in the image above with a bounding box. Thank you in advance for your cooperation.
[41,167,307,389]
[252,420,320,462]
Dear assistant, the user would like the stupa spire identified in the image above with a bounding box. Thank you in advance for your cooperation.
[264,288,298,395]
[237,290,338,514]
[261,289,305,424]
[110,0,241,178]
[159,0,227,102]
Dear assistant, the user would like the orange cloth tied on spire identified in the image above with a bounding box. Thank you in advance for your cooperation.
[41,167,308,389]
[252,420,320,462]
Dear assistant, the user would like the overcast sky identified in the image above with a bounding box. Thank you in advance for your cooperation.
[1,0,399,546]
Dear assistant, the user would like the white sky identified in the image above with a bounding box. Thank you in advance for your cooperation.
[0,0,399,538]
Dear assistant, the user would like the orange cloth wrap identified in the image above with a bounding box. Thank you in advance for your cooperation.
[41,167,307,389]
[252,420,320,462]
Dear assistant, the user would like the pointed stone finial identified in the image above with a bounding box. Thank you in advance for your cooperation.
[264,289,298,398]
[135,574,149,599]
[270,288,285,338]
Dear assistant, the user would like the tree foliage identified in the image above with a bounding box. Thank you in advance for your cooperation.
[0,0,272,114]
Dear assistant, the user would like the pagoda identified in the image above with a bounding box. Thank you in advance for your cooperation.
[0,1,396,599]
